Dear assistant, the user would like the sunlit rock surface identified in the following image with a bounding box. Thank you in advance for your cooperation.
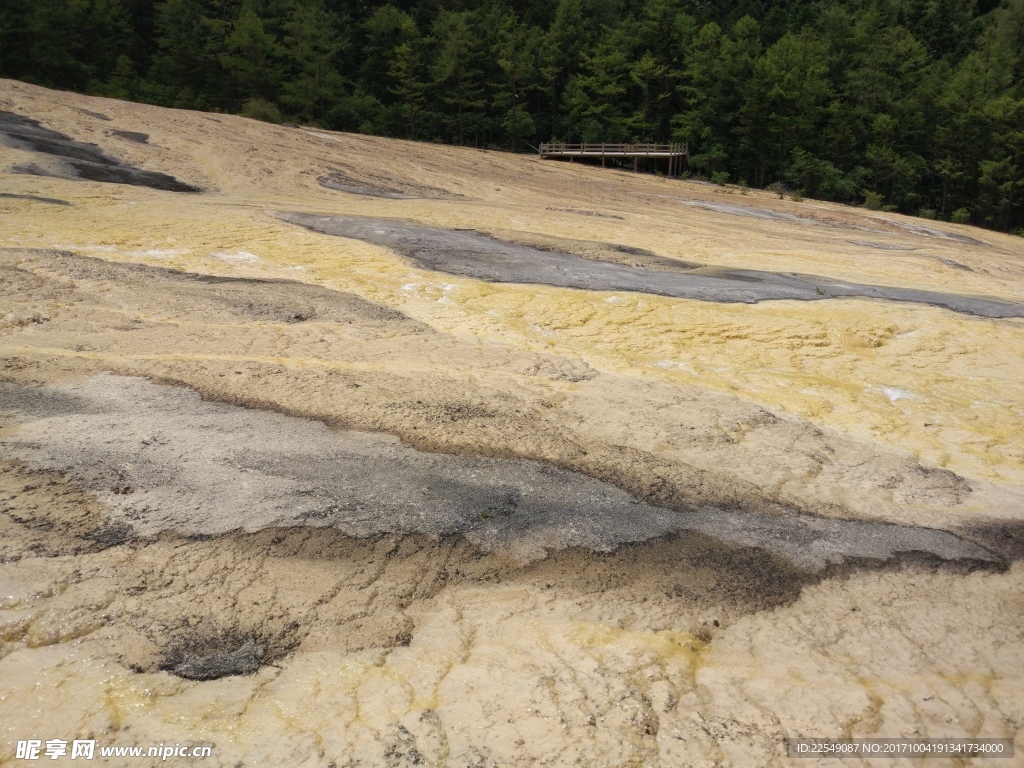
[1,79,1023,766]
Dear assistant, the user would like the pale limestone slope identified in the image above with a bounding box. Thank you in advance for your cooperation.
[2,79,1023,492]
[1,81,1023,768]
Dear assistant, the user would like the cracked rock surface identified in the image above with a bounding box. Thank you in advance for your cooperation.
[0,375,999,569]
[1,80,1023,766]
[4,247,1016,537]
[0,460,1021,766]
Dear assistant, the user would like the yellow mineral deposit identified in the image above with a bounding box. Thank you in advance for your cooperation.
[0,79,1022,766]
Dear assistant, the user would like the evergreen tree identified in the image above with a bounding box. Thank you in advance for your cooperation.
[221,3,282,102]
[281,0,345,122]
[493,10,538,150]
[389,40,426,138]
[4,0,1023,231]
[147,0,221,107]
[432,10,486,145]
[563,29,629,142]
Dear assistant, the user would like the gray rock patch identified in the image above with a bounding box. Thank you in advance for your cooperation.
[318,168,461,199]
[277,212,1024,318]
[664,196,829,226]
[166,639,265,681]
[848,241,917,251]
[111,130,149,144]
[879,217,989,246]
[0,110,200,193]
[0,192,71,205]
[545,207,625,220]
[0,376,998,570]
[667,196,989,246]
[78,109,113,122]
[319,171,408,198]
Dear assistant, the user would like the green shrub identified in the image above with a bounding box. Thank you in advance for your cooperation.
[240,98,282,124]
[785,148,859,202]
[951,207,971,224]
[710,170,730,186]
[862,190,884,210]
[918,208,937,220]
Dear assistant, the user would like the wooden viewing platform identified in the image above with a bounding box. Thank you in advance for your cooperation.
[538,142,689,175]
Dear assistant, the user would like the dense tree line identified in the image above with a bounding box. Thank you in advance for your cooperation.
[1,0,1022,231]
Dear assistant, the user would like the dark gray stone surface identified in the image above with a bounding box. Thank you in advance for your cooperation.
[278,213,1023,318]
[0,376,999,570]
[0,110,200,193]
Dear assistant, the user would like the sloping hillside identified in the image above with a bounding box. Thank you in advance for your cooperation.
[1,82,1022,767]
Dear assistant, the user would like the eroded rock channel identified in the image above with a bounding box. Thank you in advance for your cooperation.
[0,372,1003,697]
[0,454,811,682]
[0,376,998,572]
[278,212,1024,317]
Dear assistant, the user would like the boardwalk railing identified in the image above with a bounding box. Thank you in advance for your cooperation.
[538,142,688,174]
[539,142,687,157]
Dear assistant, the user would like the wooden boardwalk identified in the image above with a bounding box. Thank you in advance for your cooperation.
[538,142,689,175]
